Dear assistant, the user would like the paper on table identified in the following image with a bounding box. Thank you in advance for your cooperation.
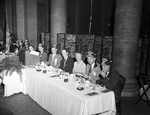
[86,92,99,96]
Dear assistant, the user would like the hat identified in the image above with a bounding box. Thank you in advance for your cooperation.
[104,57,112,65]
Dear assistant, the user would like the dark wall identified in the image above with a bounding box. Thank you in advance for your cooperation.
[67,0,76,34]
[66,0,115,36]
[37,0,50,44]
[0,0,5,40]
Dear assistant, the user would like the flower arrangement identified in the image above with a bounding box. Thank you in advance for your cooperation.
[0,55,23,82]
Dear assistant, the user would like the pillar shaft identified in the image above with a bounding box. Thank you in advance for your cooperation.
[113,0,142,96]
[26,0,37,48]
[16,0,26,41]
[51,0,67,45]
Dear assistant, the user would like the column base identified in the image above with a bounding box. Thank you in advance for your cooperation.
[122,89,139,97]
[121,78,139,97]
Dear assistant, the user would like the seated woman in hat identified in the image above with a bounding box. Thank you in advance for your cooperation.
[84,51,101,83]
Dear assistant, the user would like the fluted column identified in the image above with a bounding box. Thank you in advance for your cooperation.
[50,0,67,45]
[113,0,142,96]
[26,0,37,48]
[16,0,26,41]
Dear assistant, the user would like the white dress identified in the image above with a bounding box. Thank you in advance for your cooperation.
[72,60,86,74]
[2,69,26,97]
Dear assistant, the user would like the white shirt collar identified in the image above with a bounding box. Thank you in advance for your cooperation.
[91,63,95,69]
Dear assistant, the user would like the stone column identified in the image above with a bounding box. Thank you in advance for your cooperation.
[16,0,26,41]
[26,0,37,48]
[113,0,142,96]
[51,0,67,45]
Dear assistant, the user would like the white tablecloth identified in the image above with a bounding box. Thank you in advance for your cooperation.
[25,68,116,115]
[2,70,27,97]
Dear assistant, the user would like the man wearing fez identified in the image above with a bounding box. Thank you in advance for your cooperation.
[100,57,125,101]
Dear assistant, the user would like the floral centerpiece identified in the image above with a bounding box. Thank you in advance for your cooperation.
[0,55,23,82]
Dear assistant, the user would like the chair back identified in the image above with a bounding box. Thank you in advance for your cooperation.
[138,74,150,87]
[137,74,150,105]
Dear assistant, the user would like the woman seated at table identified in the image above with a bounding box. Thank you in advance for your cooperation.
[72,52,86,74]
[47,45,62,68]
[38,44,47,62]
[84,51,101,83]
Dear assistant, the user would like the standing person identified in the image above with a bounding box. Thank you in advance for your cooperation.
[5,31,11,53]
[38,44,47,62]
[85,51,101,83]
[72,52,86,74]
[60,49,74,74]
[47,45,62,68]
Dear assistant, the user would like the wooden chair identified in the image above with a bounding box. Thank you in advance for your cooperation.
[137,74,150,106]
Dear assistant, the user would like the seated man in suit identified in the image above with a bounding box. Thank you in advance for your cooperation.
[100,58,125,101]
[47,45,62,68]
[85,51,101,83]
[60,49,74,74]
[38,44,47,62]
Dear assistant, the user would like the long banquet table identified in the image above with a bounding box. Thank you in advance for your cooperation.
[24,68,116,115]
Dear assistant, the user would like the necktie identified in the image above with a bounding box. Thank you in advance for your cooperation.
[52,54,55,61]
[64,59,66,68]
[89,65,92,73]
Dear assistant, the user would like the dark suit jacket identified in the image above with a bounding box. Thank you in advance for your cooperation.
[18,49,25,65]
[48,54,62,68]
[60,57,74,74]
[0,44,5,52]
[100,66,125,101]
[40,52,47,62]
